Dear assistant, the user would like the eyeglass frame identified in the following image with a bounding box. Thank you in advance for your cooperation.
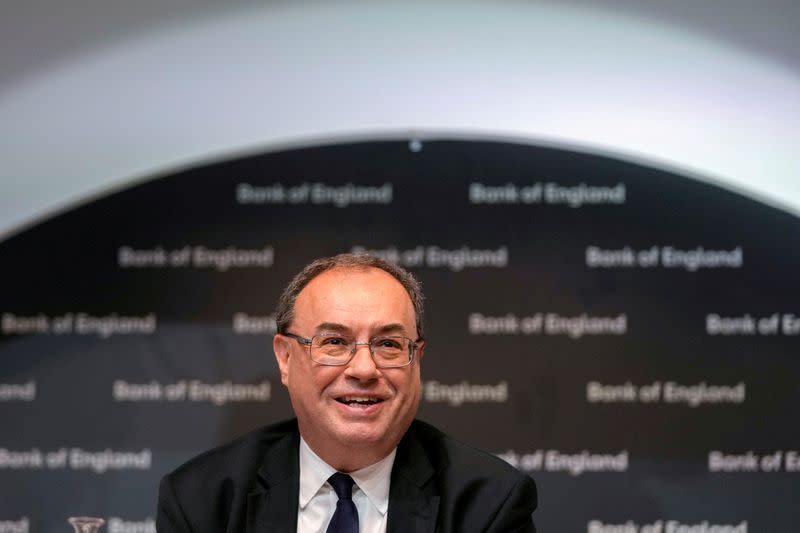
[282,331,423,368]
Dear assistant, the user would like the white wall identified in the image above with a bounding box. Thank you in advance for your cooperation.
[1,1,798,239]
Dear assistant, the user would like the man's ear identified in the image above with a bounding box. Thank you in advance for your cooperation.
[273,334,291,386]
[415,341,425,364]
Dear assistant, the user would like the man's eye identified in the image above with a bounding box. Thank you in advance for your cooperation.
[318,336,348,346]
[375,338,402,349]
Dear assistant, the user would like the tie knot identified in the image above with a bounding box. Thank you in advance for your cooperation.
[328,473,355,501]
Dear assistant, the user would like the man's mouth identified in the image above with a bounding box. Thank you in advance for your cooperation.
[335,396,384,406]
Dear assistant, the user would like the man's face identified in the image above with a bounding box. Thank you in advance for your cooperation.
[273,267,424,468]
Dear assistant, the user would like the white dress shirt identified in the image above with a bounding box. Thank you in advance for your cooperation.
[297,437,396,533]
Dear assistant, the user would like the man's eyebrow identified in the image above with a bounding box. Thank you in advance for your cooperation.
[313,323,410,336]
[374,323,408,335]
[314,322,352,335]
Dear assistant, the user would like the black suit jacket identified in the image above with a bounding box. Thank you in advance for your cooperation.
[157,419,537,532]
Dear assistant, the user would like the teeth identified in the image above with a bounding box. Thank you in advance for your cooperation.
[339,396,380,404]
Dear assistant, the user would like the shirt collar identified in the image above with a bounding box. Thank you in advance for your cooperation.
[298,437,396,515]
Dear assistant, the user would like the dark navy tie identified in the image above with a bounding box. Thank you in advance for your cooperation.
[326,473,359,533]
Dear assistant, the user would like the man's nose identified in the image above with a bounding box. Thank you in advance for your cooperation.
[344,343,380,379]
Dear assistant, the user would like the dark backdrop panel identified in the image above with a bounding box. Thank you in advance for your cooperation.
[1,139,797,532]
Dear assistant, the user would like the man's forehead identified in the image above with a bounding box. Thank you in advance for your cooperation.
[300,266,407,298]
[294,267,415,321]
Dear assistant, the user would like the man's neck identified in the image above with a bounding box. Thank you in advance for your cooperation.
[300,435,396,472]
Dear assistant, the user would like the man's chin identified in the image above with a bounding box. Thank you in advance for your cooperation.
[334,422,385,443]
[328,420,397,449]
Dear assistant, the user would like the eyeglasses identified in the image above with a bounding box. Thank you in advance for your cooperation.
[283,332,421,368]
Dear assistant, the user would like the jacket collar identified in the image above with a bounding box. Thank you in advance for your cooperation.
[246,429,300,532]
[387,423,441,533]
[245,420,440,533]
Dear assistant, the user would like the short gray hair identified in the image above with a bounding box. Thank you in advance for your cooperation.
[275,253,425,338]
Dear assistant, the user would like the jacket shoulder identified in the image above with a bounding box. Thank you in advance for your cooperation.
[409,419,526,481]
[157,419,299,533]
[166,418,298,486]
[405,419,538,532]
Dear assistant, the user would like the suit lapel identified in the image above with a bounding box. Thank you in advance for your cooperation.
[243,422,441,532]
[246,430,300,532]
[387,425,440,533]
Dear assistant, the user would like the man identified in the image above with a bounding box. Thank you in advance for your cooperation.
[157,254,537,532]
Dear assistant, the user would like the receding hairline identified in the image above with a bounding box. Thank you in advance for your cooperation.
[294,266,419,330]
[275,253,425,339]
[303,264,405,282]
